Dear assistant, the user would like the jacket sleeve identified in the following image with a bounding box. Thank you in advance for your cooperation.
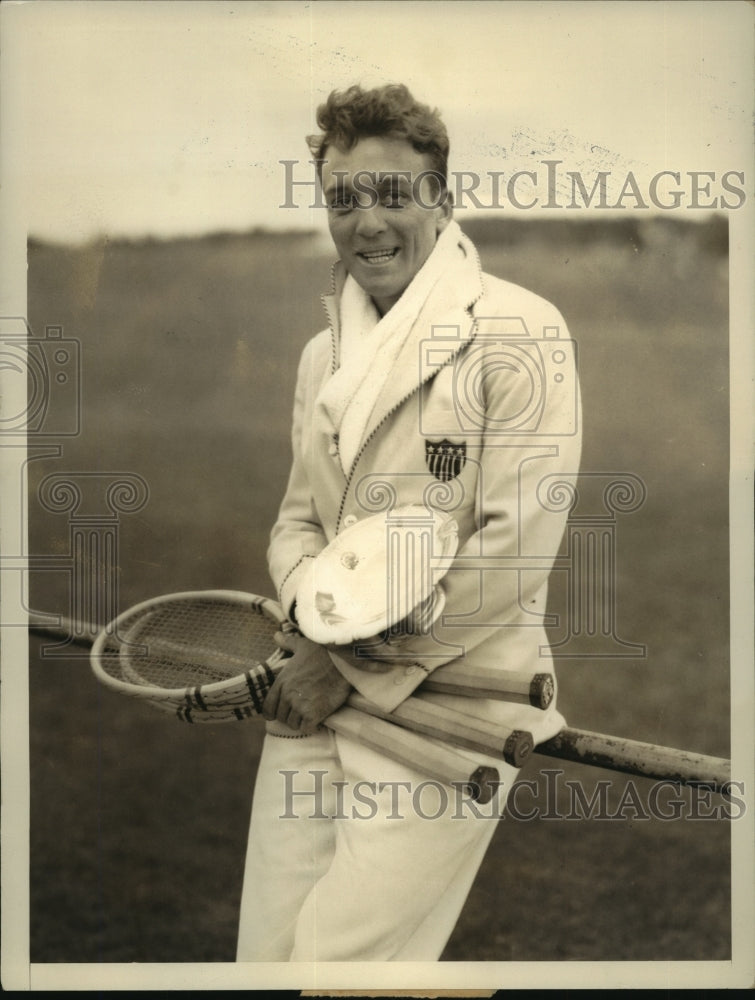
[267,338,329,619]
[328,304,582,712]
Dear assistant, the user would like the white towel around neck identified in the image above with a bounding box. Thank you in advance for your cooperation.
[317,219,466,473]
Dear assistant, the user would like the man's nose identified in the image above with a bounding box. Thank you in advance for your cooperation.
[354,204,387,237]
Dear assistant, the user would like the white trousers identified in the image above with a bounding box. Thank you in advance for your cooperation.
[236,726,518,962]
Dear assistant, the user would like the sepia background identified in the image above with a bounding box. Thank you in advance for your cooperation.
[3,0,752,985]
[27,215,731,963]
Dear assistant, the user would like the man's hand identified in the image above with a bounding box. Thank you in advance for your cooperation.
[263,630,352,732]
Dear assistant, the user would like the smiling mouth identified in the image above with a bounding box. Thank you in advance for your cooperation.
[357,248,399,265]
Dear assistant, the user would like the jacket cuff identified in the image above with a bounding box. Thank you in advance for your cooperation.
[327,649,430,712]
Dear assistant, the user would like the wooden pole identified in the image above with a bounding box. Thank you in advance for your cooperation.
[535,727,731,795]
[348,690,534,768]
[326,707,500,804]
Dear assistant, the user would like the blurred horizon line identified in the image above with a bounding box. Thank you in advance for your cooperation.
[27,211,729,252]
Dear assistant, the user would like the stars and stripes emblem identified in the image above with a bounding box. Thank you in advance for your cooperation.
[425,439,467,482]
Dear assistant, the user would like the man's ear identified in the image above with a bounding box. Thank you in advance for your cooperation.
[435,190,454,234]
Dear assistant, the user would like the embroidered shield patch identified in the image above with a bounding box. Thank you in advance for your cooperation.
[425,439,467,482]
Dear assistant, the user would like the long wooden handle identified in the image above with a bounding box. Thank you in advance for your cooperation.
[345,696,733,796]
[347,690,534,768]
[425,662,554,709]
[324,706,500,804]
[534,728,732,795]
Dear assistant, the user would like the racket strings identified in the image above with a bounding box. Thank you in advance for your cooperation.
[96,597,283,690]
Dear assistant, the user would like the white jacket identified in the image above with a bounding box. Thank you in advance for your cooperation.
[268,228,582,745]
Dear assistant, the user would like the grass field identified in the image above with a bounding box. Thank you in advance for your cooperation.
[26,216,732,966]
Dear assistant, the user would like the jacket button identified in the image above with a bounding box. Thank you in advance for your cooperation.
[404,665,417,676]
[342,514,358,528]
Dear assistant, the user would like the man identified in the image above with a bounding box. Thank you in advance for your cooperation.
[237,83,581,962]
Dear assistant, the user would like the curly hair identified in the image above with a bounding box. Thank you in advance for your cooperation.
[307,84,450,188]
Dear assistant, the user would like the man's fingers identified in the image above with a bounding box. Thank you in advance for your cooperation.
[262,674,283,720]
[286,708,303,731]
[274,630,299,654]
[263,638,351,729]
[276,689,299,726]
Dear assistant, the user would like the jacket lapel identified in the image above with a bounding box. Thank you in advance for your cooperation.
[320,261,346,375]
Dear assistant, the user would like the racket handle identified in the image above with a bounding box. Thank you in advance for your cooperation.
[325,706,500,804]
[422,663,554,710]
[347,691,534,769]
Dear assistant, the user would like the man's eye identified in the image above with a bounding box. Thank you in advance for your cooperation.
[382,190,408,208]
[329,195,355,212]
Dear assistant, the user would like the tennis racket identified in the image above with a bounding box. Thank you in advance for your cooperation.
[88,589,552,715]
[87,589,502,802]
[90,590,288,723]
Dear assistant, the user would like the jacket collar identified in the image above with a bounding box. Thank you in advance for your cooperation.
[320,229,485,444]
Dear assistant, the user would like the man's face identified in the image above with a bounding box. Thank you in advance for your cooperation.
[320,136,452,316]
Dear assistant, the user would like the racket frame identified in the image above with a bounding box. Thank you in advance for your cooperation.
[90,589,288,714]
